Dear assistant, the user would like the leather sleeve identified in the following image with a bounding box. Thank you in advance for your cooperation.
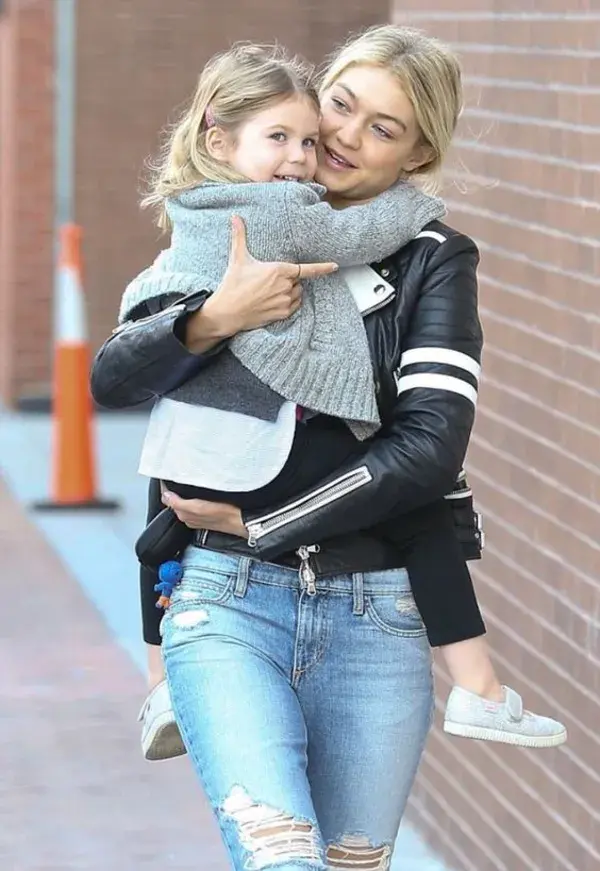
[90,290,226,409]
[242,234,483,559]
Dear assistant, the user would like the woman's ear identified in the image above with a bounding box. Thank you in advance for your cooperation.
[205,127,232,163]
[402,143,435,174]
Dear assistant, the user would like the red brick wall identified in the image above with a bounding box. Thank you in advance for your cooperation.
[393,4,600,871]
[0,0,54,403]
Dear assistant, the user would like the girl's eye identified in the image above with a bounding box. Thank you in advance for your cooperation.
[303,138,317,148]
[270,132,287,142]
[331,96,349,112]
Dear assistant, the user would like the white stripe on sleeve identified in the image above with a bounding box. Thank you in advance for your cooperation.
[395,373,478,406]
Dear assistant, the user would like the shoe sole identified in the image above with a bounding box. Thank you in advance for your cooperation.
[444,721,567,748]
[142,712,187,761]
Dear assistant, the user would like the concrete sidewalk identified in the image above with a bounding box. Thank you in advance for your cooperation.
[0,477,227,870]
[0,406,449,871]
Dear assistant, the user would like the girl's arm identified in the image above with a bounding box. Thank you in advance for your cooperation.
[283,181,446,266]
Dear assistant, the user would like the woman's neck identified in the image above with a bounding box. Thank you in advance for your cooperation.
[324,192,375,210]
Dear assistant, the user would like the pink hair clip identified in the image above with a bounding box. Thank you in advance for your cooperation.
[205,105,215,129]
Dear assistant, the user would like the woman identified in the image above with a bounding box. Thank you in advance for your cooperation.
[91,24,524,871]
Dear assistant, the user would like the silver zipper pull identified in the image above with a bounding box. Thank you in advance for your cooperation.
[297,545,319,596]
[246,523,261,548]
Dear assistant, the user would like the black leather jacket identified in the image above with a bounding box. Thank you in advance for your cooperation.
[91,220,483,575]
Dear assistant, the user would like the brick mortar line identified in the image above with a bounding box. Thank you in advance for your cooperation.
[480,308,600,364]
[449,42,600,59]
[469,500,599,599]
[422,753,567,871]
[463,107,600,136]
[448,200,600,248]
[449,170,600,211]
[413,776,508,871]
[475,411,600,508]
[481,609,600,753]
[468,458,600,554]
[477,400,600,477]
[479,555,600,674]
[478,273,600,322]
[464,75,600,96]
[455,138,600,171]
[476,240,600,288]
[482,344,600,403]
[480,608,600,715]
[428,728,597,871]
[430,689,600,820]
[396,12,600,22]
[485,343,598,400]
[480,375,600,439]
[410,794,493,871]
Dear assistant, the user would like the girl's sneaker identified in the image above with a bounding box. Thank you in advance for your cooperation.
[444,685,567,748]
[138,680,187,761]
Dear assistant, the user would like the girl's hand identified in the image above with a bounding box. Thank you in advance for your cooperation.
[185,215,338,351]
[162,490,248,539]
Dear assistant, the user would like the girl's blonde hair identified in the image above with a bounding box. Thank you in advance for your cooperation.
[143,43,318,228]
[320,25,463,190]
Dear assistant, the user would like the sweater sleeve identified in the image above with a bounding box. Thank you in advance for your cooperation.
[283,181,446,267]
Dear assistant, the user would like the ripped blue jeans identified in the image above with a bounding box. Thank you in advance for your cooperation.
[161,546,434,871]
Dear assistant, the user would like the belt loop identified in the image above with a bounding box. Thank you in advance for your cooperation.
[234,557,251,598]
[352,572,365,616]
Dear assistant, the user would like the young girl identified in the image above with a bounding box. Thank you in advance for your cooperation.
[116,43,566,760]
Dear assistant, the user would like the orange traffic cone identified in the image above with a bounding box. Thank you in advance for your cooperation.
[35,224,119,511]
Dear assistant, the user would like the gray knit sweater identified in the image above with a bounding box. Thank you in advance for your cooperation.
[120,180,445,437]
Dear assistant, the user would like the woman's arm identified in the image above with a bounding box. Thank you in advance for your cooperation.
[239,234,483,559]
[90,216,337,409]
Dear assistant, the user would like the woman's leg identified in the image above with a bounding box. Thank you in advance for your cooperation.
[161,547,328,871]
[297,569,434,867]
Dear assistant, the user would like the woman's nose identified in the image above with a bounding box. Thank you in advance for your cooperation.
[336,119,362,150]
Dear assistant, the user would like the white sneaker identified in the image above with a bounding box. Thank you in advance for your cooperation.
[444,685,567,748]
[138,680,187,761]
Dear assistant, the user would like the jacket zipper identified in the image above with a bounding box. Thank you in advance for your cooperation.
[297,545,320,596]
[246,466,372,546]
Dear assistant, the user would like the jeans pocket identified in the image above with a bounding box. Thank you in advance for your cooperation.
[174,565,235,603]
[365,591,427,638]
[161,568,236,640]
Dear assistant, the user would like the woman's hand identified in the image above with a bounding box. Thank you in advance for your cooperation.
[162,490,248,539]
[185,215,338,352]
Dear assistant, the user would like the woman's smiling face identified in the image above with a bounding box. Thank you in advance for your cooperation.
[316,64,430,207]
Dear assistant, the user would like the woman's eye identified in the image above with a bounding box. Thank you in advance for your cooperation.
[373,125,393,140]
[331,96,349,112]
[270,132,287,142]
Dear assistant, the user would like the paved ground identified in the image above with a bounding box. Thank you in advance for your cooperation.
[0,479,229,871]
[0,406,449,871]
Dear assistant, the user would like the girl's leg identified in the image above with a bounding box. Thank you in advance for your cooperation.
[146,642,165,690]
[297,569,434,867]
[440,636,503,700]
[138,478,185,760]
[162,548,328,871]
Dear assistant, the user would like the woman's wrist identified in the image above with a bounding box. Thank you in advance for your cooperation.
[184,295,238,353]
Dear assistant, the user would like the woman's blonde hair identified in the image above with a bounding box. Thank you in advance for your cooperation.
[143,43,318,228]
[320,25,463,190]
